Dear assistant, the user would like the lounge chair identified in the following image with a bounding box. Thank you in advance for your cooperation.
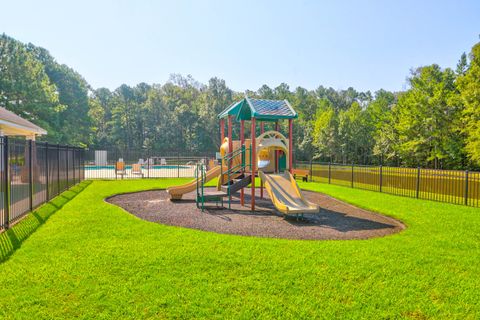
[131,163,144,178]
[115,161,127,179]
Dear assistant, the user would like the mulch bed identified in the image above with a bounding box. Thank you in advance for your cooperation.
[106,188,405,240]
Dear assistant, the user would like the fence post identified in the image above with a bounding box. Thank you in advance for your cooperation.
[81,148,84,181]
[80,149,83,181]
[351,162,354,188]
[177,152,180,178]
[328,161,331,184]
[72,148,76,185]
[309,159,313,182]
[66,146,69,188]
[28,140,33,212]
[379,164,383,192]
[45,143,49,201]
[465,170,469,206]
[57,144,60,195]
[76,148,78,182]
[416,166,421,199]
[76,148,79,184]
[147,149,150,179]
[3,137,10,229]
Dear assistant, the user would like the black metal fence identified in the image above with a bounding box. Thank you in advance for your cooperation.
[0,137,85,230]
[294,161,480,207]
[82,148,480,207]
[6,138,480,232]
[83,149,211,179]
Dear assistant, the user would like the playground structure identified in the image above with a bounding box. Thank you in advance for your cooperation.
[166,97,319,217]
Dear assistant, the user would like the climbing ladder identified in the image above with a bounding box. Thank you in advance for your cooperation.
[195,163,227,211]
[196,145,251,211]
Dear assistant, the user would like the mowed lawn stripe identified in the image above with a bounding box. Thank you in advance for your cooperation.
[0,179,478,319]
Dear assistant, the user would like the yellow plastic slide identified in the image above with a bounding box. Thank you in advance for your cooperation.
[167,166,223,200]
[259,171,319,215]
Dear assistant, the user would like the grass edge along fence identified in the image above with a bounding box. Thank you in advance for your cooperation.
[0,136,85,231]
[294,161,480,208]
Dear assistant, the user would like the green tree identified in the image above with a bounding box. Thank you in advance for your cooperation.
[313,99,339,161]
[198,77,234,150]
[291,87,318,160]
[456,52,468,75]
[89,88,114,148]
[366,90,398,163]
[395,65,463,168]
[337,102,372,164]
[257,85,275,99]
[0,34,61,136]
[27,44,93,146]
[458,42,480,165]
[2,33,478,170]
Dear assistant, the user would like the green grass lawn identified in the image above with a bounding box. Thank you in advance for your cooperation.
[0,178,479,319]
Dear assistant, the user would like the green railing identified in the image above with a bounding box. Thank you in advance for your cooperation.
[195,163,206,210]
[196,145,250,211]
[221,145,247,209]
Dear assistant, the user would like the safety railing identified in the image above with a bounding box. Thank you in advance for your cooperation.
[1,137,85,231]
[220,145,247,209]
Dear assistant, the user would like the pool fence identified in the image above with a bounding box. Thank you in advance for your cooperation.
[83,149,212,180]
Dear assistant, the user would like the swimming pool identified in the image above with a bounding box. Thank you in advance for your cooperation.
[85,165,190,170]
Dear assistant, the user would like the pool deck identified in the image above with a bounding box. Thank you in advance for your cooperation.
[84,166,197,179]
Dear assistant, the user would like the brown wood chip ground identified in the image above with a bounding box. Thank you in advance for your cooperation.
[106,188,405,240]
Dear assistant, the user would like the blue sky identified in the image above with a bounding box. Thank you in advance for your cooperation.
[1,0,479,93]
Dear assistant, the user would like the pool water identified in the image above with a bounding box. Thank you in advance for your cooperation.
[85,165,190,170]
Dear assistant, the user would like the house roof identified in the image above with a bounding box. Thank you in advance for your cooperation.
[0,107,47,136]
[218,97,298,121]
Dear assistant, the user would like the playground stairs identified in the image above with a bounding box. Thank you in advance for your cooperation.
[221,174,252,194]
[196,144,249,211]
[196,190,228,203]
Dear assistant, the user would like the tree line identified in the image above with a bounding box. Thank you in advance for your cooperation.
[1,33,480,169]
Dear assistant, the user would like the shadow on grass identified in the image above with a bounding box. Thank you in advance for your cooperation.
[0,180,92,263]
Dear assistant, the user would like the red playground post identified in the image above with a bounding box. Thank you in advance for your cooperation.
[240,119,245,206]
[251,117,256,211]
[260,121,264,199]
[228,115,233,203]
[288,119,293,173]
[275,121,279,172]
[220,118,225,144]
[228,115,233,154]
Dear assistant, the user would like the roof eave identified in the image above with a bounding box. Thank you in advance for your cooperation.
[245,96,256,114]
[218,100,244,119]
[218,97,298,121]
[283,99,298,118]
[254,114,298,121]
[0,119,47,136]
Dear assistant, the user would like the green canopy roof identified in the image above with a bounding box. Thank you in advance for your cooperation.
[218,97,298,121]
